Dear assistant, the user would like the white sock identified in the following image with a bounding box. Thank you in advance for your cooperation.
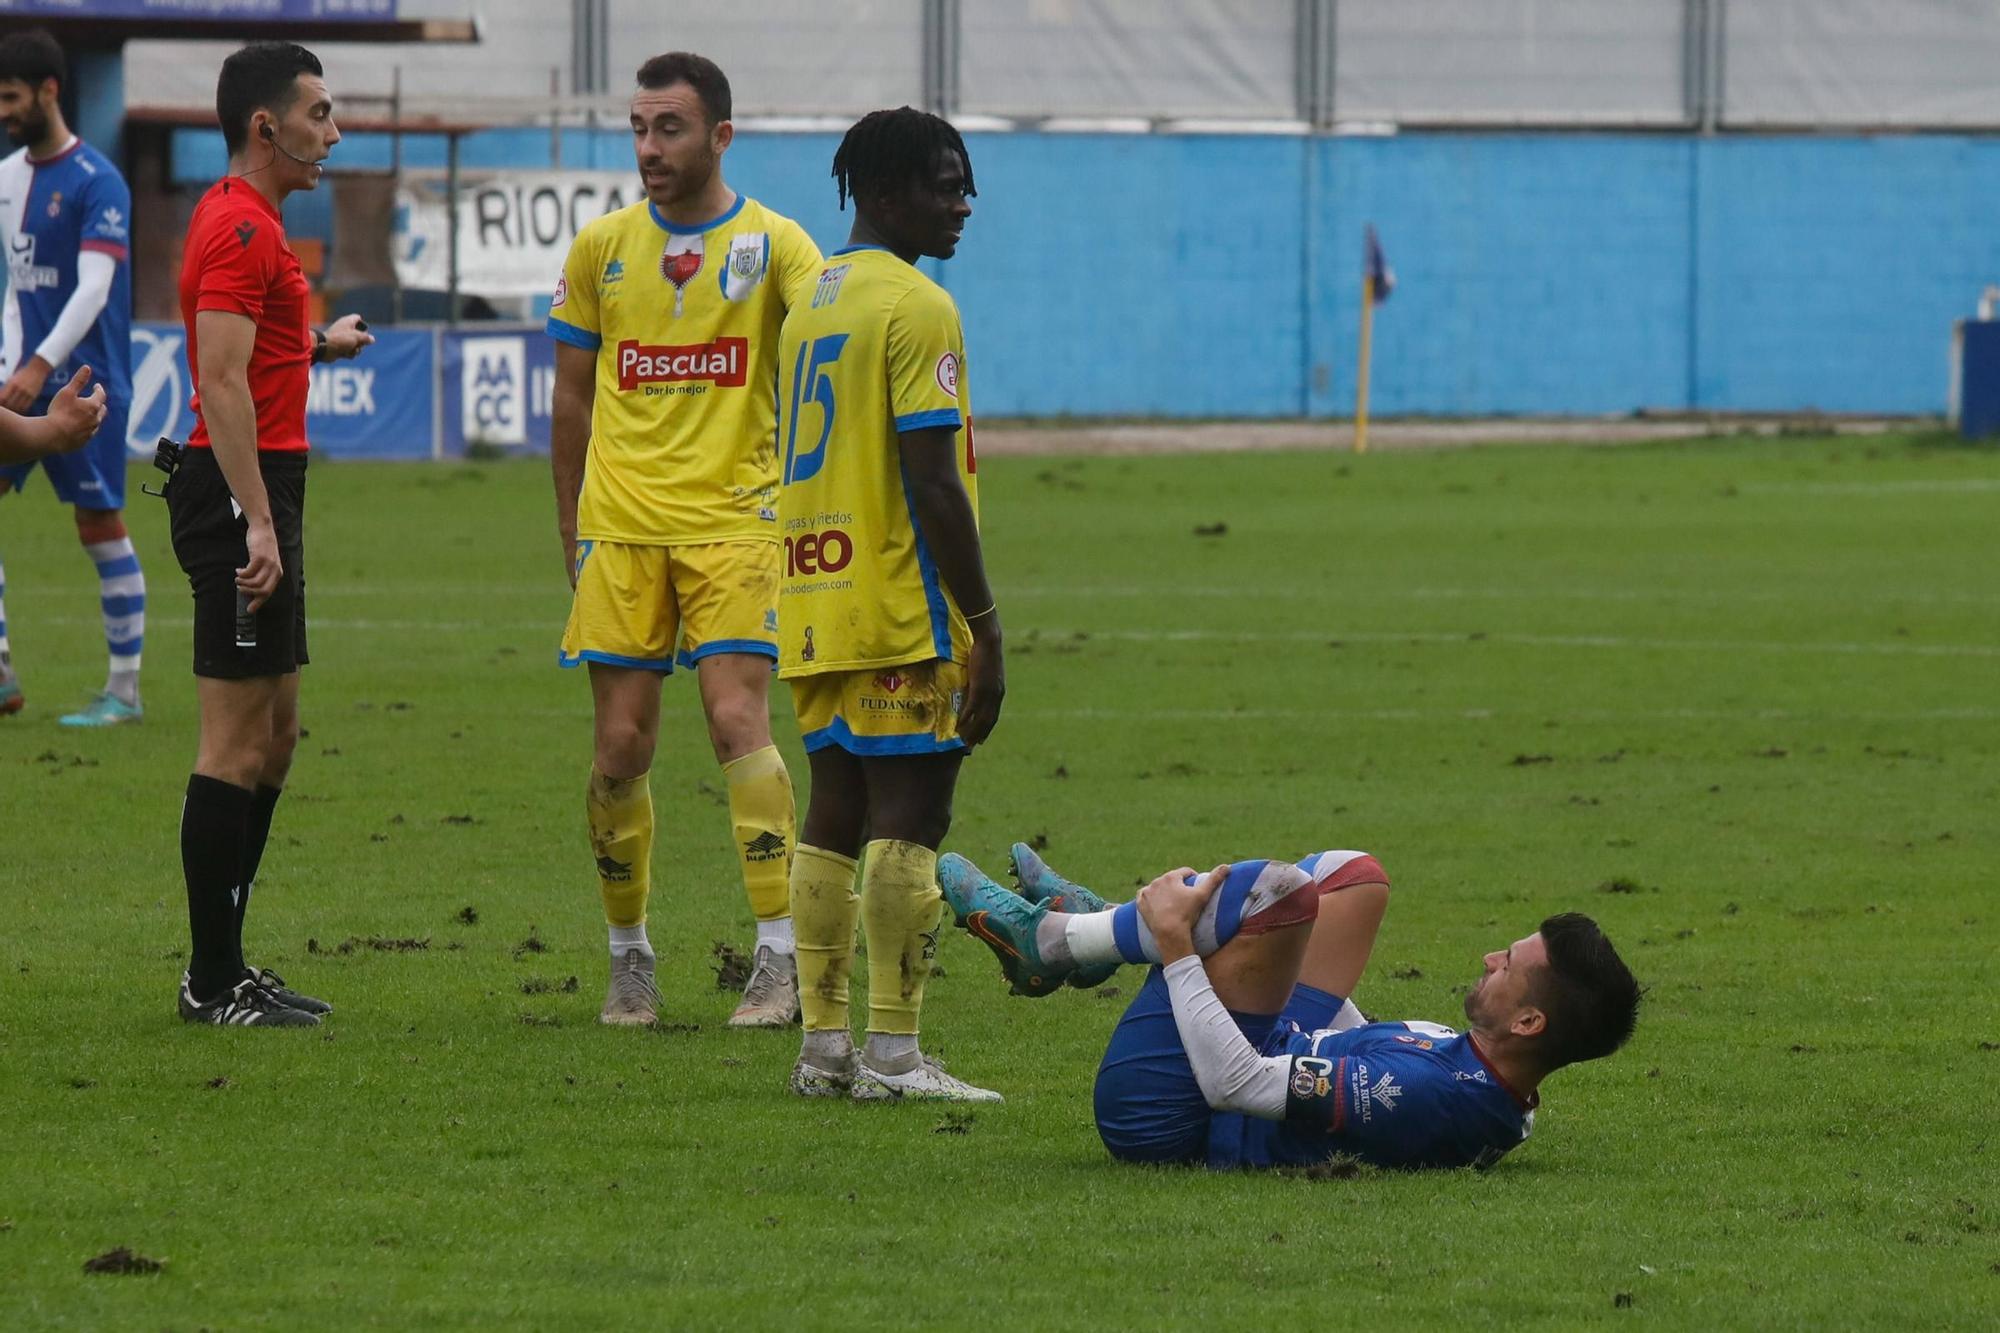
[801,1028,853,1064]
[1066,909,1140,966]
[0,556,13,679]
[755,916,796,954]
[863,1032,918,1069]
[609,923,652,958]
[1330,998,1368,1032]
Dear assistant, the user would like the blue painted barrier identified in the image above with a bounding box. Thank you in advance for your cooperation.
[157,122,2000,418]
[128,323,438,460]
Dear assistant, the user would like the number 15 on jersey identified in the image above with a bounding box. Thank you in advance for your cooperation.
[783,333,849,485]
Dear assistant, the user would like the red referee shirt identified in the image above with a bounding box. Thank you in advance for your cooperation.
[178,177,312,453]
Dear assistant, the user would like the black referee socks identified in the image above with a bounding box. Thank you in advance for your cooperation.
[237,783,284,954]
[182,773,252,1003]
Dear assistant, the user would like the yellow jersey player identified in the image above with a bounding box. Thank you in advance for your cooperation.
[777,108,1003,1102]
[547,53,822,1029]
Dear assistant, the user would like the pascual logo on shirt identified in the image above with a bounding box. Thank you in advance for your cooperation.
[616,336,748,390]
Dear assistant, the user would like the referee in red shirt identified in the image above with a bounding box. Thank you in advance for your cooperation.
[170,42,371,1026]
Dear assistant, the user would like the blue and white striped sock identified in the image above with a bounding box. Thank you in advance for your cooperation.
[85,537,144,703]
[1065,860,1315,966]
[0,556,13,679]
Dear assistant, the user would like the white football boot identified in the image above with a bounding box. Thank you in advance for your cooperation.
[852,1051,1003,1103]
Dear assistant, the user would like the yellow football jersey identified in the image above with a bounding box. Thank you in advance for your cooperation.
[776,245,978,678]
[548,195,822,545]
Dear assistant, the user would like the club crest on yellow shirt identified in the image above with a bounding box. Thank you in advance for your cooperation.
[660,233,703,316]
[722,232,770,302]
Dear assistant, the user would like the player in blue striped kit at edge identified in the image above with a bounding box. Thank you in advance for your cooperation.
[0,29,143,727]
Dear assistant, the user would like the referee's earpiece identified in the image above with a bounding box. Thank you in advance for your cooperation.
[260,121,315,168]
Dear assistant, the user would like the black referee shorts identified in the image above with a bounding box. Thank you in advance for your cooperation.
[166,447,309,680]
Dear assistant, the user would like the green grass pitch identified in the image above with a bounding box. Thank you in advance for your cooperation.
[1,433,1996,1327]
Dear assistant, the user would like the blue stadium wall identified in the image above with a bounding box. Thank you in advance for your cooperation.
[174,128,2000,417]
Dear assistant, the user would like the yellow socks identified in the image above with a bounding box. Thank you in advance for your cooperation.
[790,838,942,1036]
[861,839,942,1037]
[722,745,795,922]
[587,767,653,929]
[790,843,860,1031]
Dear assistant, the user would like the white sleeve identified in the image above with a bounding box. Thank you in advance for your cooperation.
[2,284,18,379]
[32,248,117,370]
[1161,954,1291,1119]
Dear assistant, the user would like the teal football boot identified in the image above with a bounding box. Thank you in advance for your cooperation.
[1009,842,1120,990]
[936,852,1067,997]
[59,692,142,728]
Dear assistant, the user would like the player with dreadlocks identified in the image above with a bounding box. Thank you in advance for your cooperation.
[775,107,1003,1102]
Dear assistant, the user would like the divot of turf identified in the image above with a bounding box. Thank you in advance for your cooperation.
[83,1247,163,1275]
[308,936,430,956]
[710,942,752,990]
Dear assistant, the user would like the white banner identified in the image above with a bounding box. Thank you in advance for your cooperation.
[394,169,645,298]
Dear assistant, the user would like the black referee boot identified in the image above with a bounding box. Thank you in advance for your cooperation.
[178,972,319,1027]
[245,965,333,1015]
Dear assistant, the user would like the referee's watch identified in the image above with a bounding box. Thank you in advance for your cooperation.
[312,328,329,364]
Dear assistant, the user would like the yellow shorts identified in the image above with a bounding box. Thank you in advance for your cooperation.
[791,659,967,756]
[560,539,779,673]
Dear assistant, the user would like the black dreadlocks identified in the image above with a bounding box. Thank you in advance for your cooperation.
[832,106,976,211]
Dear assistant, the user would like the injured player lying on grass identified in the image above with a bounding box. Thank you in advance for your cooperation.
[938,845,1640,1171]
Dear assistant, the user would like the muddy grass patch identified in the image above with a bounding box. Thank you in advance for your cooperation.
[83,1247,164,1275]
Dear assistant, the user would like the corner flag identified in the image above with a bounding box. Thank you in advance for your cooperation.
[1355,225,1392,453]
[1365,224,1395,304]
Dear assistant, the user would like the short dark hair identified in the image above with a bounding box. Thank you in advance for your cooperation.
[635,52,730,124]
[216,41,323,155]
[0,29,65,96]
[831,106,975,212]
[1530,913,1640,1070]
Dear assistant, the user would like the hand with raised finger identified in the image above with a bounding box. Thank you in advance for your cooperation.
[47,365,107,450]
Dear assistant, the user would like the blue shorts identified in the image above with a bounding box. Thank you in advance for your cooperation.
[1093,966,1346,1166]
[0,397,132,508]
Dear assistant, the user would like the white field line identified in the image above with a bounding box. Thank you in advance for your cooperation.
[1048,627,2000,660]
[1738,478,2000,496]
[502,704,1998,723]
[26,615,1999,659]
[16,581,1999,607]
